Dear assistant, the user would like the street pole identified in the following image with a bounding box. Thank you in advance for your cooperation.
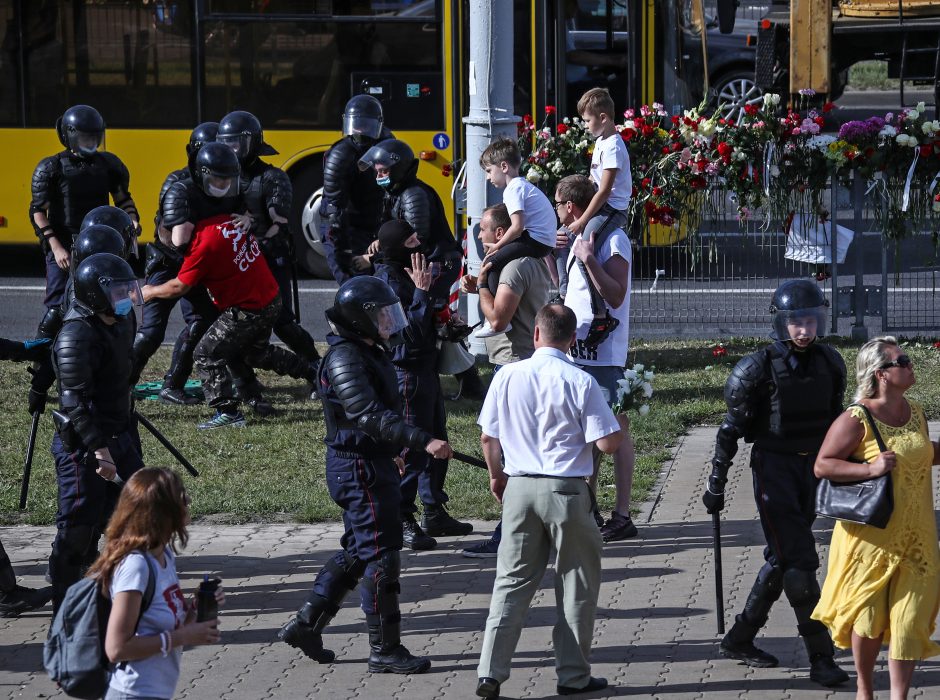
[462,0,519,355]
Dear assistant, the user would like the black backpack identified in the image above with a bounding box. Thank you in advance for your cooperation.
[44,553,156,699]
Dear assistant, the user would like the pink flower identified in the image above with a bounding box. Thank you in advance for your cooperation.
[792,127,802,136]
[624,108,635,119]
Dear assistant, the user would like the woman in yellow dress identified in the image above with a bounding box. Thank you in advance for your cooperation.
[813,336,940,700]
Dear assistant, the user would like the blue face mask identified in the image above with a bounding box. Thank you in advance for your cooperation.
[376,175,391,188]
[112,298,133,317]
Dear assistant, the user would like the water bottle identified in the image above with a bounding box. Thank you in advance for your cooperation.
[196,575,221,622]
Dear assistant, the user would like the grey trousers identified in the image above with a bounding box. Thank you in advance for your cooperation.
[477,476,602,687]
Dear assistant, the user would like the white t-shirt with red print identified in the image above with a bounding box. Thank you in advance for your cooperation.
[108,548,187,699]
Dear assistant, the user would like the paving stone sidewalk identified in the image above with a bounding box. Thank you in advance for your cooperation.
[3,426,940,699]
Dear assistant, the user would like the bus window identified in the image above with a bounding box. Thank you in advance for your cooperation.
[19,0,195,128]
[0,0,19,126]
[561,0,630,115]
[202,18,440,129]
[207,1,438,17]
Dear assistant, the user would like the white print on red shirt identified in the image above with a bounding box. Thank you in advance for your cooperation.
[163,583,187,629]
[219,221,262,272]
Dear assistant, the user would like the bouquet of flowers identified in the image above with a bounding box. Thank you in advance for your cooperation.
[518,108,591,196]
[611,363,654,416]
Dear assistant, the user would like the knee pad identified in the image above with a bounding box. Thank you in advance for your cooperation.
[133,332,162,362]
[783,568,820,608]
[323,551,366,592]
[756,561,785,597]
[37,306,64,340]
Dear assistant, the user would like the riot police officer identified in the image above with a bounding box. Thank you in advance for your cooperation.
[278,276,451,674]
[358,138,486,401]
[217,110,320,364]
[702,280,849,687]
[29,105,139,336]
[131,123,227,406]
[321,95,394,283]
[373,220,472,550]
[49,252,145,611]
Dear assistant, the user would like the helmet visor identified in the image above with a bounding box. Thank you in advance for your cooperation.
[367,301,407,344]
[773,306,827,343]
[100,277,143,317]
[70,130,102,155]
[343,114,382,142]
[217,132,252,157]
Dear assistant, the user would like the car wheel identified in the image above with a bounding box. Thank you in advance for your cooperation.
[289,160,332,279]
[712,70,763,122]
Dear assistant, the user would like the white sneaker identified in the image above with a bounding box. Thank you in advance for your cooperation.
[474,321,512,339]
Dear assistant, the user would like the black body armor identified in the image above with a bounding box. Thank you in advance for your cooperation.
[322,130,392,235]
[161,178,242,230]
[385,178,461,261]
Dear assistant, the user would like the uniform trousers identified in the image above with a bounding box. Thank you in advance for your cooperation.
[396,363,448,514]
[478,475,602,688]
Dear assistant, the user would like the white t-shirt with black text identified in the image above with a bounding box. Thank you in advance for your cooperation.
[590,132,632,212]
[502,176,558,247]
[108,549,188,700]
[565,218,632,367]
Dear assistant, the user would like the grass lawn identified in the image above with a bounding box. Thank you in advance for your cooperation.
[2,337,939,526]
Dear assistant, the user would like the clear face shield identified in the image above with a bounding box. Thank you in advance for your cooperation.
[217,132,252,158]
[204,174,236,198]
[368,301,408,348]
[343,115,382,144]
[69,129,103,156]
[773,306,827,346]
[100,277,143,318]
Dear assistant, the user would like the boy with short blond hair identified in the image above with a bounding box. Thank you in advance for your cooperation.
[476,137,556,337]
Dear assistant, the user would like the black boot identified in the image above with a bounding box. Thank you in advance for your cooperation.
[421,504,472,537]
[452,367,486,401]
[277,596,338,663]
[366,613,431,674]
[402,516,437,551]
[0,546,52,618]
[802,628,849,687]
[719,563,784,668]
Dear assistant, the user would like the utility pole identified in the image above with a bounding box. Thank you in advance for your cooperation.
[462,0,518,355]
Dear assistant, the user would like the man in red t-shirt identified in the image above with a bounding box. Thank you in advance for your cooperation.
[142,214,316,429]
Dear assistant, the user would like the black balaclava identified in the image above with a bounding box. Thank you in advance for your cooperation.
[377,219,418,268]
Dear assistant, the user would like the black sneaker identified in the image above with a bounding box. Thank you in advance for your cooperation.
[159,386,200,406]
[600,511,638,542]
[402,517,437,551]
[719,638,779,668]
[0,585,53,618]
[809,654,849,687]
[462,539,499,558]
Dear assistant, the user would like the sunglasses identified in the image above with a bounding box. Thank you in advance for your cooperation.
[880,354,913,370]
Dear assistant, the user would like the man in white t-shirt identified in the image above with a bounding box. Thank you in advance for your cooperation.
[556,174,637,542]
[475,304,621,699]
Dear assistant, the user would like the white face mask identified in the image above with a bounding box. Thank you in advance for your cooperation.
[207,183,231,197]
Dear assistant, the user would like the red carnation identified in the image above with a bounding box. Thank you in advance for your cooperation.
[920,144,933,158]
[822,102,836,113]
[717,142,732,156]
[712,345,727,357]
[641,177,652,189]
[557,123,569,135]
[621,128,636,141]
[652,186,663,197]
[523,113,533,126]
[545,105,556,115]
[641,125,655,138]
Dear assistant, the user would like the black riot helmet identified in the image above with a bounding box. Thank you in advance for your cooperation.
[194,142,240,198]
[325,276,408,351]
[56,105,105,157]
[73,253,142,318]
[769,279,829,344]
[72,225,126,266]
[357,139,418,189]
[186,121,219,163]
[81,206,136,254]
[217,110,277,163]
[342,94,384,145]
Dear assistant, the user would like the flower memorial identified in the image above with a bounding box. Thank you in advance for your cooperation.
[611,364,654,417]
[515,94,940,248]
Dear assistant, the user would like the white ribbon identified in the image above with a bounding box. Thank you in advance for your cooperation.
[928,168,940,195]
[763,141,776,197]
[865,171,883,196]
[902,149,920,212]
[649,269,666,292]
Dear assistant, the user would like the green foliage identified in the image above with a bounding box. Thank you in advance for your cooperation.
[3,338,938,524]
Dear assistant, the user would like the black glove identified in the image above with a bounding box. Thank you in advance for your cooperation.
[28,388,47,415]
[702,460,729,514]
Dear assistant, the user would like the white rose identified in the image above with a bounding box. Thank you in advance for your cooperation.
[623,369,637,381]
[638,404,650,416]
[896,134,910,146]
[525,170,541,183]
[615,387,626,404]
[917,101,926,113]
[644,370,655,381]
[879,125,897,138]
[770,165,780,177]
[642,382,653,398]
[617,378,631,392]
[633,363,645,373]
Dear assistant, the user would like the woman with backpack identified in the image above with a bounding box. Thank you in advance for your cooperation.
[87,467,224,700]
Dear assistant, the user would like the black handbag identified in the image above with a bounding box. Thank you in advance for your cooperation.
[815,403,894,529]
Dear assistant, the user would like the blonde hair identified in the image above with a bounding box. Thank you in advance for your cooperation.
[854,335,899,401]
[577,87,615,119]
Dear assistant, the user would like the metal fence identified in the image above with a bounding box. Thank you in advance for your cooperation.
[631,179,940,340]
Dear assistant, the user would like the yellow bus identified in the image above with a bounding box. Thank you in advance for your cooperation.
[0,1,711,276]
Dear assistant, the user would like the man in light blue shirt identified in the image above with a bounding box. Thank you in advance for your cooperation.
[475,304,621,699]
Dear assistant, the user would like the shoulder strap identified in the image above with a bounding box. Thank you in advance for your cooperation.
[849,403,889,453]
[135,551,158,632]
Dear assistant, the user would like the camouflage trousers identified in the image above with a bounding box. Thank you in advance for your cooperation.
[194,296,311,411]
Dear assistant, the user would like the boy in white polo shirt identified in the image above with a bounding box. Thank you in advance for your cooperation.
[477,137,556,338]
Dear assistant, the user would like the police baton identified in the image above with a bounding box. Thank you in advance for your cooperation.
[290,262,302,323]
[452,450,487,470]
[712,510,725,635]
[19,411,41,509]
[134,411,200,477]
